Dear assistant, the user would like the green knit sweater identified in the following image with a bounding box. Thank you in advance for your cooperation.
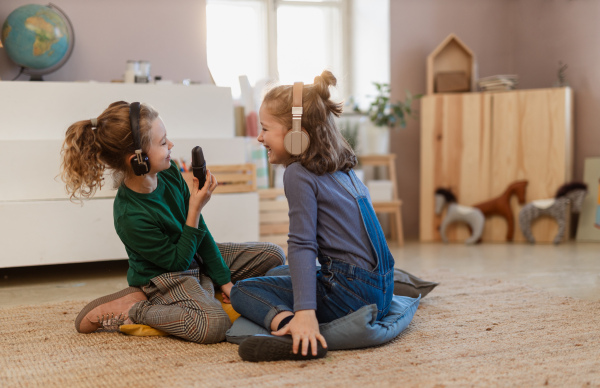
[113,162,231,287]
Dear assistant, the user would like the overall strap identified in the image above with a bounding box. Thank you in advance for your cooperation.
[329,169,394,274]
[329,170,364,199]
[348,170,365,195]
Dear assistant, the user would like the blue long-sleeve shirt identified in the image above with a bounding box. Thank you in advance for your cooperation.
[284,162,376,311]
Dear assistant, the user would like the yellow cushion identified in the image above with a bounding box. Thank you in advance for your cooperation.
[120,324,169,336]
[120,293,240,337]
[215,293,241,323]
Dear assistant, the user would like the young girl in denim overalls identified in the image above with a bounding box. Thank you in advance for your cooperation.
[230,71,395,361]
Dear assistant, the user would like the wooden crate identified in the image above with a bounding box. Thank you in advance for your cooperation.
[182,163,256,194]
[258,188,289,253]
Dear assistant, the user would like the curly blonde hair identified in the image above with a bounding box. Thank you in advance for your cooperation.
[262,70,356,175]
[60,101,159,202]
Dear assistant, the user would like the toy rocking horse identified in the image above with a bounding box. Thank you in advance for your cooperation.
[474,180,529,241]
[518,182,588,244]
[435,188,485,245]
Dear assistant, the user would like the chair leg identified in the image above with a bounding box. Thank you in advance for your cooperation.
[389,213,397,241]
[394,208,404,246]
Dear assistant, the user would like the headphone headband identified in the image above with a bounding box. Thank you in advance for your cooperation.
[129,102,142,151]
[129,101,150,175]
[291,82,303,133]
[284,82,310,156]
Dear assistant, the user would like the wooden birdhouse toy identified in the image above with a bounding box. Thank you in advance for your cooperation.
[427,33,476,94]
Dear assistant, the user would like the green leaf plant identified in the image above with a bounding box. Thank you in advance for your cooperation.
[353,82,422,129]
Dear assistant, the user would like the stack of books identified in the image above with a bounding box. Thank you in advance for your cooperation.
[477,75,518,91]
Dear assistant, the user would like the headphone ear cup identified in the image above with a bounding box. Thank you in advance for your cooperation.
[130,153,151,176]
[284,129,310,155]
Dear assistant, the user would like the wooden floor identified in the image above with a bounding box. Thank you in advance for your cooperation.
[1,241,599,307]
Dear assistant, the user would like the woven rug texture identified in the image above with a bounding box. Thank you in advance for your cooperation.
[1,269,599,387]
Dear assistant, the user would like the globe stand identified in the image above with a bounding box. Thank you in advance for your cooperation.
[11,67,44,81]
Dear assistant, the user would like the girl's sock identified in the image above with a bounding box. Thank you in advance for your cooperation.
[277,314,294,330]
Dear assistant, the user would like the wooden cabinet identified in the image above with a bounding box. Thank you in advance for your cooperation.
[420,87,573,243]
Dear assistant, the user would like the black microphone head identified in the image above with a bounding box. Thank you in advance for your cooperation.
[191,146,205,167]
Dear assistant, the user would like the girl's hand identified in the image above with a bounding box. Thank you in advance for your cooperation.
[271,310,327,356]
[186,170,218,228]
[220,282,233,304]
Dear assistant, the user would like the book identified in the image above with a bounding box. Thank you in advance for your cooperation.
[477,74,518,91]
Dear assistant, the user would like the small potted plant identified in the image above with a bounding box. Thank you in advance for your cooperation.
[351,82,421,154]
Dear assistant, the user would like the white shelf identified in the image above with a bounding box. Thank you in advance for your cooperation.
[0,82,258,268]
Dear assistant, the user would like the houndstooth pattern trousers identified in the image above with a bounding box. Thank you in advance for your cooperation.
[129,242,285,344]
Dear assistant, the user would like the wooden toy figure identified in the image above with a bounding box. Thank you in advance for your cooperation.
[518,182,588,244]
[473,180,528,242]
[435,188,485,245]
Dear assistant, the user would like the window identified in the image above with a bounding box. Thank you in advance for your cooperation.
[206,1,269,99]
[350,0,389,111]
[207,0,347,100]
[275,1,344,89]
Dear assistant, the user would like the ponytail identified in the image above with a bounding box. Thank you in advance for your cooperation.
[60,101,159,202]
[60,120,104,201]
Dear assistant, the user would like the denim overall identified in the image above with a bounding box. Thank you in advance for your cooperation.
[230,169,395,328]
[322,169,395,320]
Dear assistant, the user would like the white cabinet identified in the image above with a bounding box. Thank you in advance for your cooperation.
[0,82,257,268]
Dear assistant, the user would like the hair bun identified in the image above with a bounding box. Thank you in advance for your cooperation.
[313,70,337,99]
[315,71,337,87]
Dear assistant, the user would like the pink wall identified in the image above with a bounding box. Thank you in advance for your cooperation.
[512,0,600,186]
[391,0,600,239]
[0,0,210,83]
[390,0,514,239]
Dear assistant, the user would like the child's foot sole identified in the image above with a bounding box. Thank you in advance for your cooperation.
[238,334,327,362]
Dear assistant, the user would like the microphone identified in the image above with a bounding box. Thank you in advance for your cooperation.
[191,146,207,189]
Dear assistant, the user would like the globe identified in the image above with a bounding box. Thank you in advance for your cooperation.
[1,3,75,81]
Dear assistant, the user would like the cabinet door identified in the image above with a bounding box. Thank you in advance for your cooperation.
[420,92,492,242]
[490,88,573,242]
[420,88,572,243]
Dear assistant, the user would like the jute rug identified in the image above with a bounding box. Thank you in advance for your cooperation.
[1,269,599,387]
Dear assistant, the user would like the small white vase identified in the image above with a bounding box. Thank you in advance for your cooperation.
[367,123,390,155]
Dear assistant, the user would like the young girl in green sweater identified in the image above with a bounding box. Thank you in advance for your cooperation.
[61,101,284,343]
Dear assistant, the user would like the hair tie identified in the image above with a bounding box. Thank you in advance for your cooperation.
[90,118,98,129]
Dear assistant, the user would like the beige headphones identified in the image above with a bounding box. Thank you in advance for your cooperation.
[283,82,310,155]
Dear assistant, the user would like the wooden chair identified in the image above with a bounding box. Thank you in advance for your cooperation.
[258,188,289,253]
[360,154,404,245]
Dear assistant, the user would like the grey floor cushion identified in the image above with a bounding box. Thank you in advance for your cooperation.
[226,294,421,351]
[392,268,439,298]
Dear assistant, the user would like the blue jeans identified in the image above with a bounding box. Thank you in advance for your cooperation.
[230,257,394,329]
[231,169,394,329]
